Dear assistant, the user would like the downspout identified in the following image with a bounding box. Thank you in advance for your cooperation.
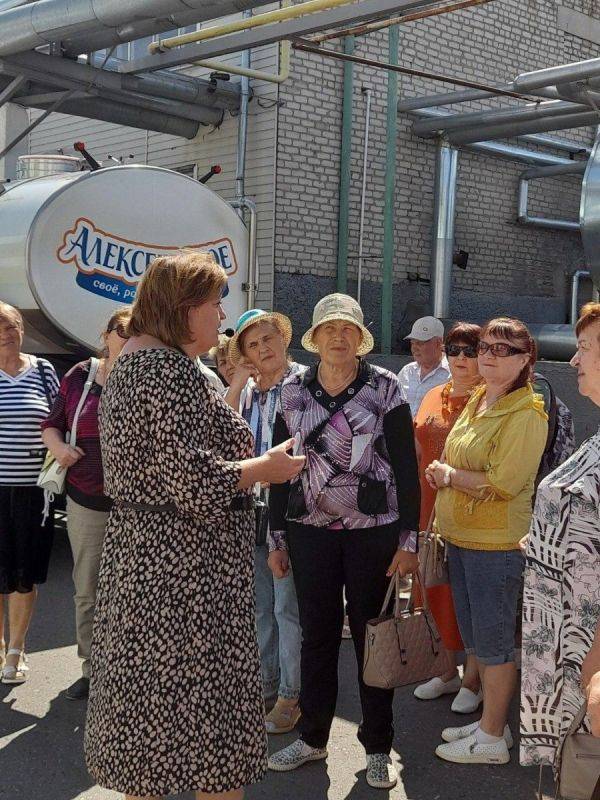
[357,86,372,304]
[235,9,252,203]
[430,139,459,318]
[381,24,398,354]
[571,270,591,324]
[336,35,354,293]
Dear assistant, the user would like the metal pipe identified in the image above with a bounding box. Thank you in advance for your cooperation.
[194,39,291,84]
[514,58,600,93]
[150,0,359,53]
[413,100,589,137]
[235,8,251,203]
[0,73,26,107]
[409,109,580,164]
[336,35,353,293]
[0,0,274,58]
[357,86,372,305]
[0,89,74,159]
[311,0,496,44]
[397,85,557,112]
[381,25,399,355]
[528,323,577,360]
[230,197,258,309]
[517,177,580,231]
[571,270,591,324]
[447,110,600,145]
[430,141,459,318]
[519,132,591,155]
[520,162,588,179]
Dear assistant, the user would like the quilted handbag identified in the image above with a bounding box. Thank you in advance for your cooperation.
[363,571,454,690]
[554,701,600,800]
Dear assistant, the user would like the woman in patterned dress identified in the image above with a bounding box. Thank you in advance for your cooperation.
[520,302,600,768]
[84,251,305,800]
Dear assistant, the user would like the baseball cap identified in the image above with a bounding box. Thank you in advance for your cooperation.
[404,316,444,341]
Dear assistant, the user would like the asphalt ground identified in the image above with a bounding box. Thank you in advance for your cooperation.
[1,524,555,800]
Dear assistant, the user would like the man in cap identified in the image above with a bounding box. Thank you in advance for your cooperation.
[397,316,450,417]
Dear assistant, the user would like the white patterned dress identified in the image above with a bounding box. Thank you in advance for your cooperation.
[85,349,267,795]
[520,427,600,768]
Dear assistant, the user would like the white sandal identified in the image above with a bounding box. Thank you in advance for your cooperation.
[1,649,28,684]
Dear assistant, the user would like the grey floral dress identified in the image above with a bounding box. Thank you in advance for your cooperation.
[520,427,600,768]
[85,348,267,796]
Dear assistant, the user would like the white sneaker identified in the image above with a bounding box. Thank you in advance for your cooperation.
[268,738,328,772]
[414,674,461,700]
[435,733,510,764]
[441,721,513,748]
[451,686,483,714]
[366,754,398,789]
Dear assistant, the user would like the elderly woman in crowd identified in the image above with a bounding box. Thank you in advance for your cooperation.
[520,302,600,768]
[41,307,131,700]
[0,301,59,684]
[84,251,305,800]
[413,322,482,712]
[426,317,548,766]
[267,293,420,790]
[225,309,304,735]
[209,332,235,387]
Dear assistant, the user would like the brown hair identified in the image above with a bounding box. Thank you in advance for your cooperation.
[575,302,600,342]
[99,306,132,357]
[0,301,24,330]
[127,250,226,348]
[480,317,537,394]
[445,322,481,349]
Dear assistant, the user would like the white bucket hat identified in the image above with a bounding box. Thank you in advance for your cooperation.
[301,293,374,356]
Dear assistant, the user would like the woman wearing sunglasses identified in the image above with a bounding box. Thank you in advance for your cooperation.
[41,307,131,700]
[425,318,548,766]
[412,323,482,712]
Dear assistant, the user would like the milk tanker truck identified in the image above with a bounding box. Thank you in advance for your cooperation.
[0,154,253,368]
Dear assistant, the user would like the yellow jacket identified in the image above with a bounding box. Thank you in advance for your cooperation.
[435,384,548,550]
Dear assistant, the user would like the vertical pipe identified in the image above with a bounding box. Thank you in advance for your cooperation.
[235,9,252,204]
[357,86,372,305]
[571,270,590,324]
[381,24,399,354]
[430,140,459,319]
[336,35,354,293]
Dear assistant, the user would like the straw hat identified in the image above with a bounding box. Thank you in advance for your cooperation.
[228,308,293,364]
[301,293,374,356]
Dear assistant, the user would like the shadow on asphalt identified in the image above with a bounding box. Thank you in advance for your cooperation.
[2,526,555,800]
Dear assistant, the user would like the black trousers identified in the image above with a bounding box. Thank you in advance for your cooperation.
[287,521,399,754]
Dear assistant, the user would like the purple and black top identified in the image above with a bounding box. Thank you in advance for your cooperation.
[42,360,111,512]
[268,359,420,552]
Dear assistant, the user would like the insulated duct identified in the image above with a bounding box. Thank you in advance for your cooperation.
[430,141,458,319]
[0,0,273,58]
[580,135,600,291]
[446,110,600,146]
[517,162,585,232]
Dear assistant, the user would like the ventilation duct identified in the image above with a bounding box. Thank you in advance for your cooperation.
[580,135,600,292]
[0,0,273,58]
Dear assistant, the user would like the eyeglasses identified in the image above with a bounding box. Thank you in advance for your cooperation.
[477,341,526,358]
[445,344,478,358]
[107,323,129,339]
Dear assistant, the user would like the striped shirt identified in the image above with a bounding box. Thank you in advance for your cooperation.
[0,356,59,485]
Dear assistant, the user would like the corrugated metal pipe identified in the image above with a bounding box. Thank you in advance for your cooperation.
[517,162,586,232]
[0,0,273,57]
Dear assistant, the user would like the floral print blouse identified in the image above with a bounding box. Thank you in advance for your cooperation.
[268,359,420,552]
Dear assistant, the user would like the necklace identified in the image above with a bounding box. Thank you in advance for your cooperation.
[318,360,359,395]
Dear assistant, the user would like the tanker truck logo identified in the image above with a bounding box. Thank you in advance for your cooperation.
[57,217,239,304]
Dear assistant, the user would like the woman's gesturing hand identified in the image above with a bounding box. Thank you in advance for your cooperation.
[268,550,290,579]
[261,439,305,484]
[54,442,85,468]
[386,549,419,577]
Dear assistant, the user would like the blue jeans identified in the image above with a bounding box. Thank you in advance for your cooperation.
[255,544,301,701]
[447,543,524,666]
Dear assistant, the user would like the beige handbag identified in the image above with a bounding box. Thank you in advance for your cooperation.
[363,571,454,690]
[554,701,600,800]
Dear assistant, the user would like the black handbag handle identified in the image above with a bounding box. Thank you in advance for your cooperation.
[592,773,600,800]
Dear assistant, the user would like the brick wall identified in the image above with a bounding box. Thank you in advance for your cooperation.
[274,0,599,350]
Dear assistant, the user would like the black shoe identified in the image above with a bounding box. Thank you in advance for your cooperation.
[66,676,89,700]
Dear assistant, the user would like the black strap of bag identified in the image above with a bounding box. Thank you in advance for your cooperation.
[36,358,53,407]
[592,774,600,800]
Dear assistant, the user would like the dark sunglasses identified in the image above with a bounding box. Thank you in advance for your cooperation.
[477,341,526,358]
[107,323,129,339]
[445,344,478,358]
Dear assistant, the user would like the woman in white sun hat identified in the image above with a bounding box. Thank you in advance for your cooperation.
[266,293,420,790]
[226,308,304,736]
